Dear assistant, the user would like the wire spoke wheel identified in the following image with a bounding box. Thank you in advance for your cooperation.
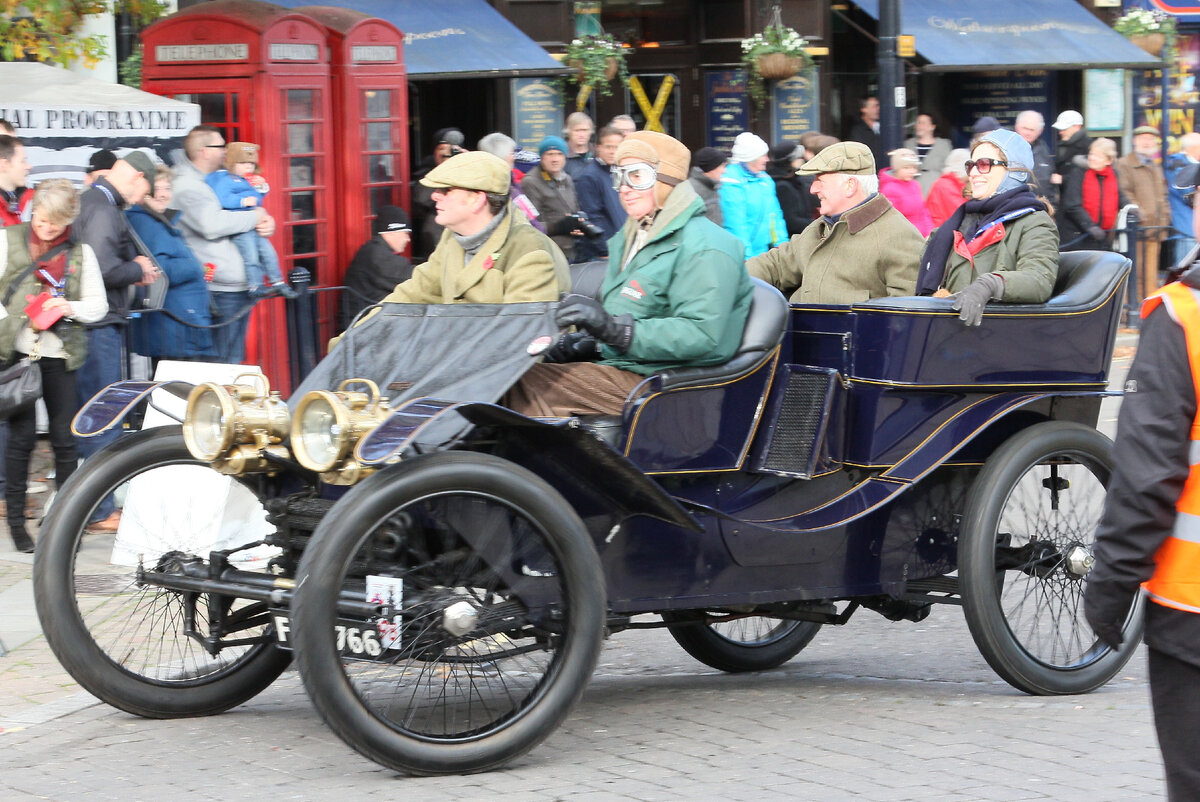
[960,422,1143,695]
[33,428,290,717]
[292,452,604,775]
[664,612,820,672]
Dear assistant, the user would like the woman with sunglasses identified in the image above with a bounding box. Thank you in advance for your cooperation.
[506,131,752,417]
[916,128,1058,325]
[0,179,107,552]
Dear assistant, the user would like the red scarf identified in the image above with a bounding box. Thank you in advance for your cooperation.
[28,226,71,288]
[1082,166,1118,230]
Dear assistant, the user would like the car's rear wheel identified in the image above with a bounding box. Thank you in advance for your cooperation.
[33,427,290,718]
[292,452,605,775]
[663,612,821,672]
[960,421,1143,695]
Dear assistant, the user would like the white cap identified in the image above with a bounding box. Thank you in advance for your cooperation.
[1051,110,1084,130]
[730,132,770,163]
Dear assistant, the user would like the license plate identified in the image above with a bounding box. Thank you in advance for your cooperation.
[272,611,403,659]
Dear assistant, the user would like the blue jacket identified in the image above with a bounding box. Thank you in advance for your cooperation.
[1165,153,1197,245]
[573,157,627,260]
[719,161,787,259]
[205,169,266,212]
[126,205,216,359]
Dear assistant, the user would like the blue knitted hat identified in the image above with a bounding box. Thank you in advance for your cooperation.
[538,135,568,156]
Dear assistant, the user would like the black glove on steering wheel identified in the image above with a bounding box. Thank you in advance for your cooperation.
[543,331,600,363]
[555,294,635,353]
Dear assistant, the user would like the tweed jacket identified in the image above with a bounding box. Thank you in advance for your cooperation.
[1116,151,1169,241]
[746,193,922,304]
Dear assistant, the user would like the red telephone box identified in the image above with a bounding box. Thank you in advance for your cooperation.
[141,0,336,395]
[296,6,409,273]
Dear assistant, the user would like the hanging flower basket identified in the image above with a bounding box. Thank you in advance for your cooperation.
[755,52,803,81]
[1129,32,1166,56]
[558,33,629,98]
[741,22,813,107]
[1113,8,1177,55]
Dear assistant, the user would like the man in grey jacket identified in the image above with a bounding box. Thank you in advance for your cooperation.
[171,125,274,363]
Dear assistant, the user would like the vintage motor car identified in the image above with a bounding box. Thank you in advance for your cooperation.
[34,250,1142,776]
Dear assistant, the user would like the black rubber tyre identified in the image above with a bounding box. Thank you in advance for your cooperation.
[33,427,291,718]
[291,452,605,776]
[663,613,821,672]
[960,421,1143,695]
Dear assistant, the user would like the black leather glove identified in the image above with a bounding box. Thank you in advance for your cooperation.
[555,294,635,352]
[1087,224,1107,241]
[548,215,580,237]
[950,272,1005,327]
[543,331,600,363]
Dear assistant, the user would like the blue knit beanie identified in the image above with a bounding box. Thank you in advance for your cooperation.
[539,135,568,156]
[979,128,1033,194]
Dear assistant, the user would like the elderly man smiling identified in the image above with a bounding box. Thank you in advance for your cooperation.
[746,141,923,304]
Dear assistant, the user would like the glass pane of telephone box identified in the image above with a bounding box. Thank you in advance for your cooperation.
[367,154,394,182]
[370,186,396,214]
[288,124,315,155]
[366,122,392,152]
[289,157,316,188]
[364,89,392,119]
[286,89,316,120]
[290,190,316,221]
[291,223,318,256]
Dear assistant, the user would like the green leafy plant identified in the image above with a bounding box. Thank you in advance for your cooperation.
[558,33,629,98]
[741,22,812,108]
[0,1,168,69]
[1113,7,1177,49]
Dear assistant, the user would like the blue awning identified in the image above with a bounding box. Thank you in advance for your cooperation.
[275,0,567,79]
[851,0,1161,72]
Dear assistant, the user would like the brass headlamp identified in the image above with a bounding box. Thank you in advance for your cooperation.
[292,378,391,484]
[182,373,291,475]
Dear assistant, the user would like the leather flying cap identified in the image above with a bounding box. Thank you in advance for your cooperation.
[120,149,156,178]
[419,150,510,194]
[796,141,876,176]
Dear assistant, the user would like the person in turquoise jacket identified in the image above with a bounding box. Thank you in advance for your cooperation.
[506,130,753,418]
[719,132,787,258]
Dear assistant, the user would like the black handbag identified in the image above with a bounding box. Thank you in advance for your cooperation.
[0,355,41,419]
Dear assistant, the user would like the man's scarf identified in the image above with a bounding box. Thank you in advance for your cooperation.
[916,185,1045,295]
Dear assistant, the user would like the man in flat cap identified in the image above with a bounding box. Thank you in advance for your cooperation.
[746,141,923,304]
[374,150,569,307]
[1117,125,1170,300]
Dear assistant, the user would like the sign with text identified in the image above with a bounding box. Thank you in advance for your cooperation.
[1130,32,1200,151]
[771,68,819,145]
[950,70,1054,148]
[704,69,749,151]
[511,77,563,152]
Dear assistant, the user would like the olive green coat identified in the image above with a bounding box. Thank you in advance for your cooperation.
[746,193,922,304]
[381,207,569,305]
[937,209,1059,302]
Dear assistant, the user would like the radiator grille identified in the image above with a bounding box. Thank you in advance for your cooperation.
[762,371,829,475]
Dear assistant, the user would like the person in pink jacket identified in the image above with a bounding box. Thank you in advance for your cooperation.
[879,148,933,236]
[925,148,970,227]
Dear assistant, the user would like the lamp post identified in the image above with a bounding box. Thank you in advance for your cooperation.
[877,0,904,152]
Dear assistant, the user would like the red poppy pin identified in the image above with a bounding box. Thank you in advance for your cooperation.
[482,252,500,270]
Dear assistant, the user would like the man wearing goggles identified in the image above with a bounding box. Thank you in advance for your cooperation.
[506,131,752,418]
[746,141,922,304]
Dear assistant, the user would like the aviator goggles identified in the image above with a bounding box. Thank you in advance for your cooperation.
[611,162,659,191]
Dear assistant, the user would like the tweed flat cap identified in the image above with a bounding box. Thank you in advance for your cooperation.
[796,141,876,176]
[1132,125,1161,137]
[419,151,510,194]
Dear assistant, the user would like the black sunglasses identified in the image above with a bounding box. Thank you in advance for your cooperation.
[965,158,1008,175]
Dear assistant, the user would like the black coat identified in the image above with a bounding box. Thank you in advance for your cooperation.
[766,164,816,237]
[1058,168,1125,251]
[73,176,143,326]
[337,235,414,331]
[847,120,887,172]
[1085,295,1200,668]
